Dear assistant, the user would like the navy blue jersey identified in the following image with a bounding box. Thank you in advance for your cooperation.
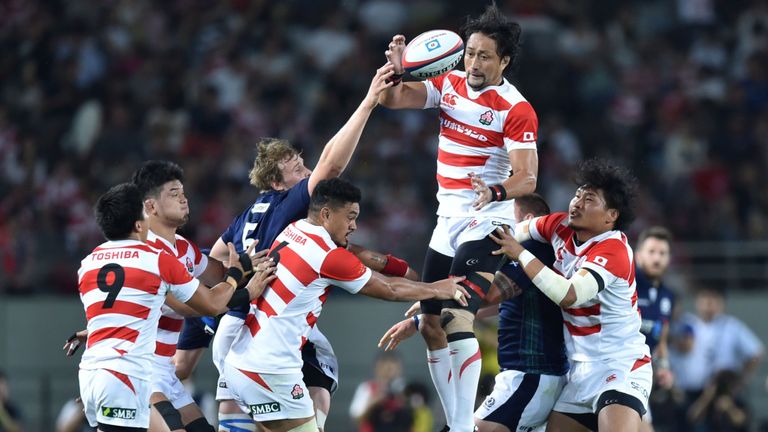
[497,240,568,376]
[223,178,311,318]
[635,267,675,353]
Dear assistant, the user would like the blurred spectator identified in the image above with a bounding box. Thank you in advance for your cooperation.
[349,352,406,428]
[55,397,94,432]
[404,382,433,432]
[0,370,23,432]
[670,287,764,430]
[688,370,750,432]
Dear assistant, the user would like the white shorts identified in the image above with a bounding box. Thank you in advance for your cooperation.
[428,215,516,257]
[553,356,653,416]
[213,314,246,400]
[475,370,566,431]
[224,363,314,422]
[151,364,195,409]
[79,368,151,429]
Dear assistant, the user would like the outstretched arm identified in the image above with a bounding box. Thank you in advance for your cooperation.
[358,272,469,305]
[378,35,429,109]
[308,65,395,194]
[347,243,419,280]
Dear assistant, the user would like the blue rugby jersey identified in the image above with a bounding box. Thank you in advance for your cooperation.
[635,267,675,353]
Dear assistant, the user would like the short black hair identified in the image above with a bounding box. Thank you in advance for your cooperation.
[515,193,550,217]
[574,158,638,231]
[95,183,144,240]
[461,3,522,69]
[309,178,361,213]
[131,160,184,199]
[637,226,673,249]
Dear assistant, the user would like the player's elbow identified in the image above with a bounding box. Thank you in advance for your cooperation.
[558,289,577,308]
[519,172,537,194]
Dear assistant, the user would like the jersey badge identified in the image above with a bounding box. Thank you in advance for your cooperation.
[185,257,194,273]
[291,384,305,400]
[441,93,458,108]
[479,110,494,126]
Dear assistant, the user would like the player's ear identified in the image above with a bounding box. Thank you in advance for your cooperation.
[500,55,510,70]
[606,209,619,227]
[322,207,331,221]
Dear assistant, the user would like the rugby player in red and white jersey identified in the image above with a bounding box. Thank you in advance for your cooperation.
[224,178,470,432]
[489,159,652,432]
[76,183,274,432]
[132,160,265,432]
[379,5,538,431]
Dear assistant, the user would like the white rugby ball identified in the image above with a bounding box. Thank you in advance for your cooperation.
[402,29,464,80]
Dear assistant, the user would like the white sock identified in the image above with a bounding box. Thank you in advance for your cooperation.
[448,338,481,432]
[427,347,455,428]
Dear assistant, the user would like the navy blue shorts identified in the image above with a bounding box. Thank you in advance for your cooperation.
[176,317,214,350]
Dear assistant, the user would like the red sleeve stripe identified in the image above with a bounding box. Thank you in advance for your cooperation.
[269,279,297,305]
[176,239,188,257]
[436,174,473,190]
[87,327,140,347]
[318,287,331,305]
[79,267,160,295]
[306,312,317,328]
[295,228,332,252]
[86,301,151,321]
[155,341,177,357]
[439,112,504,148]
[245,313,261,337]
[105,369,136,394]
[437,148,490,167]
[255,296,277,317]
[631,355,652,371]
[276,247,318,286]
[158,316,184,332]
[563,320,601,336]
[564,303,601,317]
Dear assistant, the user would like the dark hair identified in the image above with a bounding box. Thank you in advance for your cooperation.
[309,178,361,213]
[515,193,550,217]
[461,3,522,69]
[95,183,144,240]
[131,160,184,199]
[637,226,673,249]
[574,158,638,231]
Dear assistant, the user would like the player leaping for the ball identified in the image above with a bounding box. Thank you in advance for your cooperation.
[378,4,538,431]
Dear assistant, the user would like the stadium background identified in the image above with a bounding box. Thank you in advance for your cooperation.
[0,0,767,430]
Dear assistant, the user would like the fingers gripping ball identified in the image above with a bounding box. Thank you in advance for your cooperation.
[402,30,464,80]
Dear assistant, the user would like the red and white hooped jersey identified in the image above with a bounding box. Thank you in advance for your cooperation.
[226,219,372,375]
[146,231,209,368]
[78,240,199,378]
[423,71,538,218]
[529,213,649,362]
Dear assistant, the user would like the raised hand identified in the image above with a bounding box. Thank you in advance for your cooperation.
[378,318,417,351]
[404,301,421,318]
[469,172,492,210]
[363,63,396,109]
[489,226,525,260]
[63,329,88,356]
[385,35,406,74]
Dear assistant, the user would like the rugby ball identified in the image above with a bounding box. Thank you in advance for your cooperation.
[402,29,464,80]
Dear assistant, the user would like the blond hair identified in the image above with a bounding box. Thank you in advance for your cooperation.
[248,138,300,191]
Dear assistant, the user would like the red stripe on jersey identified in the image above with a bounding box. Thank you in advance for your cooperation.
[158,252,195,285]
[146,239,173,256]
[245,313,261,336]
[445,74,513,111]
[436,174,473,190]
[238,369,272,392]
[586,238,632,280]
[79,267,161,295]
[319,287,331,304]
[277,246,318,286]
[437,148,490,167]
[564,320,601,336]
[106,369,136,394]
[631,355,652,371]
[88,327,140,347]
[158,316,184,332]
[459,347,482,378]
[155,341,177,357]
[631,288,638,307]
[503,101,538,143]
[255,296,277,317]
[565,303,601,317]
[269,279,297,305]
[439,112,503,148]
[295,226,333,252]
[306,312,317,328]
[86,300,151,321]
[320,248,367,281]
[300,336,308,349]
[93,244,157,254]
[176,239,189,257]
[535,213,568,243]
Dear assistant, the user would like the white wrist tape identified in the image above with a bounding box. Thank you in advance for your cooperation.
[518,250,536,267]
[531,265,570,305]
[513,220,532,242]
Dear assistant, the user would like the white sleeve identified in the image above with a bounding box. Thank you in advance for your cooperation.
[423,80,441,109]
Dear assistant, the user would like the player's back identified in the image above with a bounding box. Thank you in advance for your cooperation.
[424,71,538,217]
[531,213,649,362]
[226,220,371,375]
[78,240,199,377]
